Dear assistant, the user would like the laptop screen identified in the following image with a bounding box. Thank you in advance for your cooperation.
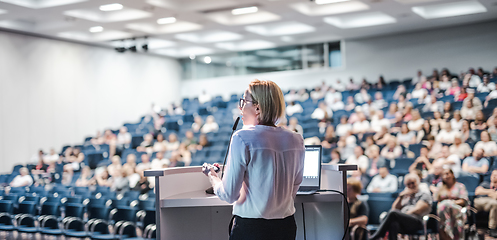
[299,145,322,191]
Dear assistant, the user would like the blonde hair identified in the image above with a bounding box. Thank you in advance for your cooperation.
[347,178,363,194]
[248,79,285,126]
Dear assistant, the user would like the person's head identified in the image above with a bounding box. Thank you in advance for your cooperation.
[423,120,431,131]
[420,146,429,157]
[73,147,81,155]
[451,79,459,87]
[81,166,91,177]
[377,110,384,119]
[340,116,348,124]
[347,178,363,199]
[368,145,380,159]
[388,103,397,113]
[331,149,341,161]
[141,154,150,163]
[49,148,56,155]
[404,173,420,192]
[417,70,422,77]
[126,154,136,165]
[466,100,473,109]
[491,169,497,183]
[206,115,215,124]
[430,95,437,103]
[411,109,421,120]
[481,130,491,142]
[19,167,29,176]
[454,110,461,121]
[442,169,456,186]
[240,79,285,126]
[365,136,374,146]
[168,133,178,142]
[119,127,128,134]
[194,116,203,124]
[454,134,462,145]
[440,145,450,158]
[111,155,121,165]
[467,89,475,99]
[433,111,442,120]
[100,169,109,179]
[144,133,153,143]
[401,123,409,134]
[375,92,383,100]
[387,137,397,148]
[325,125,335,137]
[185,131,194,139]
[475,111,485,122]
[432,162,444,176]
[347,96,354,104]
[473,148,484,160]
[199,134,208,146]
[354,146,364,157]
[156,151,164,160]
[444,102,452,112]
[462,120,470,130]
[156,133,164,142]
[379,166,389,178]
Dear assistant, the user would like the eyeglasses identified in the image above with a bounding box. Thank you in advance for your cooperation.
[239,98,256,109]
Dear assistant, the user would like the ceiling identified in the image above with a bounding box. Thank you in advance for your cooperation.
[0,0,496,58]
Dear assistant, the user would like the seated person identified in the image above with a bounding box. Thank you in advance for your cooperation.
[396,123,416,147]
[201,115,219,133]
[311,102,332,121]
[136,154,151,171]
[435,123,458,145]
[367,166,398,193]
[370,173,432,240]
[111,168,129,193]
[474,169,497,237]
[287,117,303,135]
[352,112,370,134]
[346,146,369,174]
[347,178,369,240]
[137,134,154,153]
[366,145,388,177]
[432,146,461,177]
[123,154,137,171]
[107,155,123,177]
[461,148,489,176]
[449,134,472,159]
[286,101,303,116]
[474,131,497,157]
[10,167,34,187]
[373,126,392,146]
[424,162,444,193]
[31,157,48,186]
[380,138,402,167]
[408,146,433,176]
[151,151,170,169]
[75,166,94,187]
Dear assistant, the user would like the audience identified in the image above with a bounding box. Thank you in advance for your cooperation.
[10,167,34,187]
[461,148,489,176]
[474,170,497,237]
[347,178,369,240]
[201,115,219,133]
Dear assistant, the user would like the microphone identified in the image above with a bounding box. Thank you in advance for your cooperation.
[206,117,240,194]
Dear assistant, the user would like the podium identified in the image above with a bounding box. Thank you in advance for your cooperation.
[145,164,357,240]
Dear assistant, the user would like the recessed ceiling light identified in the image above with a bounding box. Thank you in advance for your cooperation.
[245,21,315,36]
[204,56,212,64]
[157,17,177,24]
[315,0,349,4]
[232,6,258,15]
[189,54,196,60]
[99,3,123,12]
[281,36,294,42]
[411,0,487,19]
[89,26,103,33]
[324,11,396,28]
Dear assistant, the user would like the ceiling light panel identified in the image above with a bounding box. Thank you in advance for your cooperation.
[245,21,315,36]
[89,26,103,33]
[146,38,176,49]
[232,6,258,15]
[290,1,369,16]
[99,3,123,12]
[395,0,441,4]
[153,46,214,58]
[216,40,276,51]
[324,11,396,29]
[207,11,280,26]
[411,0,487,19]
[175,30,243,43]
[157,17,176,24]
[315,0,349,4]
[64,7,152,23]
[126,21,202,34]
[58,30,132,42]
[0,9,6,14]
[0,0,87,9]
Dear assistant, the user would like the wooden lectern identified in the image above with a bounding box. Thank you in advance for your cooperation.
[145,164,357,240]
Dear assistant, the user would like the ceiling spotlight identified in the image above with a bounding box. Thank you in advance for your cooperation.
[315,0,349,5]
[99,3,123,12]
[232,6,258,15]
[157,17,177,24]
[89,26,103,33]
[189,54,196,60]
[204,56,212,64]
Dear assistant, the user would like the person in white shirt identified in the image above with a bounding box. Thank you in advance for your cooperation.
[116,126,132,146]
[411,83,428,99]
[466,72,482,88]
[330,98,345,111]
[10,167,33,187]
[412,70,427,85]
[151,151,170,169]
[44,149,59,164]
[432,146,461,176]
[423,95,443,113]
[450,111,464,131]
[336,116,352,137]
[346,146,369,173]
[367,166,398,193]
[407,110,425,132]
[352,113,370,134]
[285,101,303,116]
[371,110,391,133]
[477,76,495,93]
[355,88,370,104]
[436,123,458,144]
[287,117,303,135]
[201,115,219,133]
[325,88,342,107]
[311,102,332,121]
[310,87,324,102]
[334,79,346,92]
[198,90,212,104]
[474,131,497,157]
[205,79,305,240]
[439,75,452,90]
[297,88,309,102]
[346,78,360,91]
[284,89,299,103]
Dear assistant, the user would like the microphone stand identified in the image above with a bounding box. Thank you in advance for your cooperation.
[206,117,240,194]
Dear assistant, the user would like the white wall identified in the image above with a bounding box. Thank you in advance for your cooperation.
[0,31,182,172]
[180,20,497,99]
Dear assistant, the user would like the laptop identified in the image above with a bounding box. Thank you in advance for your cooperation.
[297,145,322,195]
